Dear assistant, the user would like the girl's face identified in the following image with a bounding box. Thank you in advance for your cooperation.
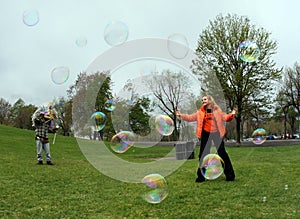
[202,96,209,106]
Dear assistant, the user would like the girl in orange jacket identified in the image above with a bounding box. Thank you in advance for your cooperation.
[176,95,237,182]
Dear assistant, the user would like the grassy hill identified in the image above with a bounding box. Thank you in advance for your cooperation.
[0,125,300,218]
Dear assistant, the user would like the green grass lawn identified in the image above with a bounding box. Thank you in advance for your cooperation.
[0,125,300,218]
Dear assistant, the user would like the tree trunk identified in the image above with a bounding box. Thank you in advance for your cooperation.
[174,117,181,141]
[236,115,242,143]
[284,114,287,139]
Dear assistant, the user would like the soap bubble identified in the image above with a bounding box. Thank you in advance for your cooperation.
[237,40,260,62]
[141,173,168,204]
[75,36,87,47]
[22,9,39,27]
[104,21,129,46]
[126,99,136,106]
[91,112,107,131]
[167,33,189,59]
[32,103,58,127]
[51,66,70,85]
[104,99,116,111]
[32,104,49,123]
[111,131,135,153]
[252,128,266,145]
[155,115,174,136]
[200,154,224,180]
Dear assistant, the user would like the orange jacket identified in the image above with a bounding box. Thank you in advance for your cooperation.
[180,105,235,138]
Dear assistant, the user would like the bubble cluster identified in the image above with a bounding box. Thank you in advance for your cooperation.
[238,40,260,62]
[104,99,116,111]
[32,103,58,128]
[111,131,135,153]
[32,104,49,125]
[141,173,168,204]
[73,38,225,183]
[155,115,174,136]
[252,128,266,145]
[104,21,129,46]
[91,112,107,131]
[51,66,70,85]
[22,9,39,27]
[200,154,224,180]
[167,33,189,59]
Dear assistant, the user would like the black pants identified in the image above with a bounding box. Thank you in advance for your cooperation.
[197,130,235,180]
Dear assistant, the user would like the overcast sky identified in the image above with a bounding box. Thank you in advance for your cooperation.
[1,0,299,107]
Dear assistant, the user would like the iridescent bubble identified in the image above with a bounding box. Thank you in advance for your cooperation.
[104,99,116,111]
[126,99,136,106]
[111,131,135,153]
[141,173,168,204]
[91,112,107,131]
[104,21,129,46]
[32,104,49,125]
[75,36,87,47]
[238,40,260,62]
[167,33,189,59]
[22,9,39,27]
[200,154,224,180]
[51,66,70,85]
[155,115,174,136]
[252,128,266,145]
[32,103,58,128]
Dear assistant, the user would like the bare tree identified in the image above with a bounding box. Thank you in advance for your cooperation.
[283,62,300,114]
[281,62,300,134]
[146,70,201,140]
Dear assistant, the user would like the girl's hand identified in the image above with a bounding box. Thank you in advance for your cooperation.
[232,108,237,115]
[175,110,181,116]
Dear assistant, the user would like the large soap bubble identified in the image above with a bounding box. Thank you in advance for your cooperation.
[104,21,129,46]
[141,173,168,204]
[91,112,107,131]
[51,66,70,85]
[155,115,174,136]
[111,131,135,153]
[22,9,39,27]
[237,40,260,63]
[200,154,224,180]
[252,128,266,145]
[167,33,189,59]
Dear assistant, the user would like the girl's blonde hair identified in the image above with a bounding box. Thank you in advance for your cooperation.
[203,95,218,109]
